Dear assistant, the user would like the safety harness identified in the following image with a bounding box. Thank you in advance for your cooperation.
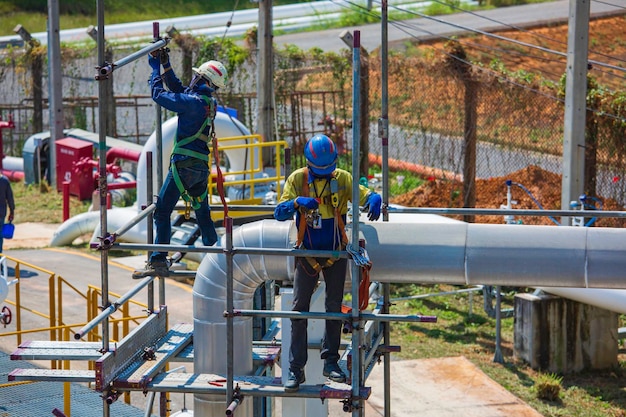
[296,168,348,273]
[296,168,372,311]
[171,95,215,216]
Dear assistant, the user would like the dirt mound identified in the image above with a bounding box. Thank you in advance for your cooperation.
[391,165,625,227]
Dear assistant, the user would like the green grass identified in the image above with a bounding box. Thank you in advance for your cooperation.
[12,180,91,224]
[0,0,300,36]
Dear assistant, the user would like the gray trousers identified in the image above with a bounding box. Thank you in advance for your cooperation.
[289,256,347,372]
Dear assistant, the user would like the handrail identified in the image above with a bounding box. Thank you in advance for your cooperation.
[0,255,150,351]
[73,275,156,340]
[207,135,288,203]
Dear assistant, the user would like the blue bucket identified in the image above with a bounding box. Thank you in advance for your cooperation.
[3,223,14,239]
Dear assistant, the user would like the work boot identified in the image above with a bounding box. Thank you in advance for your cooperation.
[284,369,305,392]
[132,258,171,279]
[323,362,346,383]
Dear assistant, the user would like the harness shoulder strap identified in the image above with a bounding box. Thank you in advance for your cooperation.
[171,95,215,211]
[296,169,348,273]
[296,168,310,247]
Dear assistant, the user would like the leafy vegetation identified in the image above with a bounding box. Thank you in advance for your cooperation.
[0,0,303,36]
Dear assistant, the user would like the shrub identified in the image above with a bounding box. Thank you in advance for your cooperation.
[534,372,563,402]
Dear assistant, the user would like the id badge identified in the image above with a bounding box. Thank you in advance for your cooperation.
[312,212,322,229]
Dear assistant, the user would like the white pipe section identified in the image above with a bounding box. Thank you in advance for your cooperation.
[49,207,146,247]
[192,217,626,416]
[51,112,252,250]
[192,220,295,416]
[2,156,23,172]
[135,112,253,211]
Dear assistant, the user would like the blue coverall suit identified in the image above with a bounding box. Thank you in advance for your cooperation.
[274,167,371,374]
[148,64,218,264]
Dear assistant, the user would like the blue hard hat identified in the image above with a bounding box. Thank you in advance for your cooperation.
[304,134,337,176]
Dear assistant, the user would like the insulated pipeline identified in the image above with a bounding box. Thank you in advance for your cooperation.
[191,216,626,416]
[192,219,295,416]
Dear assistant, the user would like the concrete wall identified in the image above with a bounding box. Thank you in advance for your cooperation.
[514,293,618,373]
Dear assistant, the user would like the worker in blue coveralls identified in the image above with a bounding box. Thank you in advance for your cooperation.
[274,134,382,392]
[133,50,228,278]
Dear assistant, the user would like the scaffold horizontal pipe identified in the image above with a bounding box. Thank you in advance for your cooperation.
[114,242,350,259]
[204,205,626,218]
[73,275,156,340]
[231,309,437,323]
[388,207,626,218]
[113,203,156,238]
[113,38,169,71]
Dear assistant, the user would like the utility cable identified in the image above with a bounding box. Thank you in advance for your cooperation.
[337,0,626,82]
[392,0,626,68]
[329,0,626,122]
[379,3,626,85]
[220,0,240,45]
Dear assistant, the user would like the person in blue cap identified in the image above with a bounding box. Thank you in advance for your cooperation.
[133,51,228,278]
[274,134,382,392]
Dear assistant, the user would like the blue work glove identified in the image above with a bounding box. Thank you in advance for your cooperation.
[295,197,319,210]
[364,193,382,221]
[148,53,161,71]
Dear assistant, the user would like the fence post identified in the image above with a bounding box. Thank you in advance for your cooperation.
[62,181,70,221]
[444,40,477,223]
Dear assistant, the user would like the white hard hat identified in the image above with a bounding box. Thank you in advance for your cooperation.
[192,60,228,89]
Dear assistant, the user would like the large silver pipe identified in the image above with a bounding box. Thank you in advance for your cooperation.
[357,222,626,288]
[192,220,295,416]
[192,217,626,415]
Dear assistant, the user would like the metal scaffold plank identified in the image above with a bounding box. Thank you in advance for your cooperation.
[252,345,281,367]
[174,343,193,362]
[11,347,103,361]
[8,368,95,383]
[172,343,281,367]
[111,322,194,390]
[147,372,371,400]
[11,340,107,360]
[15,340,104,349]
[95,307,169,391]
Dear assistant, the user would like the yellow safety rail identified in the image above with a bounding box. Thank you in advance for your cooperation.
[0,255,156,413]
[208,134,288,207]
[0,255,149,366]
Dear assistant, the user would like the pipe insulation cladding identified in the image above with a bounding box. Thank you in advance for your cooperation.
[192,220,296,416]
[192,218,626,416]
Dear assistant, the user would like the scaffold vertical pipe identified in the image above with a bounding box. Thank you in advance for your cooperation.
[225,216,235,409]
[94,3,112,417]
[350,30,364,417]
[146,151,155,312]
[381,1,389,223]
[380,4,392,416]
[153,22,164,192]
[95,0,110,366]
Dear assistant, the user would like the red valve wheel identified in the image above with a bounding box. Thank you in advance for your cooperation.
[1,305,12,326]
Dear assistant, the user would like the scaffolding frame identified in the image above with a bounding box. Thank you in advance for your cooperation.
[11,2,626,416]
[15,5,406,415]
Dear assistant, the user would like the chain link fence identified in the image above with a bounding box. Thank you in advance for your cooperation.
[1,38,625,206]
